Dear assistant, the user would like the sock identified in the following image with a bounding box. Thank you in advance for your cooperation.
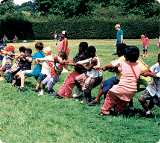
[41,90,44,93]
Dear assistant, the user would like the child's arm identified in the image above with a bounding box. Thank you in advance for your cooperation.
[83,58,97,71]
[143,72,157,78]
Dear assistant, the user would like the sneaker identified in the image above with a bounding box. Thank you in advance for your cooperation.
[81,97,87,104]
[146,55,147,57]
[73,91,83,98]
[0,77,5,80]
[62,69,68,73]
[143,55,145,57]
[50,91,58,96]
[88,100,100,106]
[56,95,63,99]
[38,91,45,96]
[12,80,16,85]
[128,107,135,111]
[17,87,25,92]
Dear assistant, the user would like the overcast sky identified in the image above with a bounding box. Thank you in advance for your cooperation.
[13,0,32,5]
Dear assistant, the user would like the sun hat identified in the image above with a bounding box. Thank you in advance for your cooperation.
[62,31,66,35]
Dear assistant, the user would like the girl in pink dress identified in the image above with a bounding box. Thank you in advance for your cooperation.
[100,46,142,116]
[141,34,149,57]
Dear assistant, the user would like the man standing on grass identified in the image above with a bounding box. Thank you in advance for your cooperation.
[115,24,123,47]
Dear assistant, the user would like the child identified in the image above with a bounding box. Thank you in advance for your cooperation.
[99,46,142,116]
[6,46,26,84]
[34,46,53,92]
[88,43,126,106]
[0,39,5,64]
[75,46,102,103]
[56,42,88,99]
[38,51,66,96]
[141,34,149,57]
[139,53,160,116]
[0,45,15,81]
[13,48,33,86]
[17,42,45,92]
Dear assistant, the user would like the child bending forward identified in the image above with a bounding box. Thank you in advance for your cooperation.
[75,46,102,103]
[100,46,142,115]
[139,53,160,116]
[38,51,66,96]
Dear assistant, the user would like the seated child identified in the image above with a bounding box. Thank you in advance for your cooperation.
[88,43,126,106]
[34,46,53,92]
[99,46,142,116]
[13,48,33,86]
[56,42,88,99]
[17,42,45,92]
[38,51,66,96]
[6,46,26,84]
[75,46,102,103]
[0,45,15,81]
[139,53,160,116]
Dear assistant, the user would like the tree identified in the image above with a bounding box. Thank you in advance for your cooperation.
[35,0,92,18]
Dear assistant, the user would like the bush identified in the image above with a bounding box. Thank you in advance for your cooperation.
[0,17,159,40]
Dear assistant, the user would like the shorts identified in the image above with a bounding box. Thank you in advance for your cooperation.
[102,77,119,93]
[42,74,59,91]
[25,70,41,79]
[140,89,153,100]
[143,46,148,51]
[116,41,121,47]
[37,73,47,82]
[7,66,21,75]
[55,39,58,43]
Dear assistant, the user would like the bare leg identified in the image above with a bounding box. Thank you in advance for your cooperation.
[21,72,25,87]
[1,69,4,77]
[138,97,150,112]
[42,84,45,90]
[94,83,104,102]
[36,81,41,90]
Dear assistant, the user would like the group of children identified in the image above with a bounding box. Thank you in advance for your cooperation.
[0,39,159,117]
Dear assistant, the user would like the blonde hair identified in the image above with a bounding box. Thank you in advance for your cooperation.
[43,46,52,55]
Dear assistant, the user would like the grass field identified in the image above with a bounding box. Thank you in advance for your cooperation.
[0,39,160,143]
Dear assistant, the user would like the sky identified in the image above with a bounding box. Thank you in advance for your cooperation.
[13,0,32,5]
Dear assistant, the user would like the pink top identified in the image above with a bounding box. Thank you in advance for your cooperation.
[141,37,149,46]
[58,39,70,55]
[109,61,142,101]
[58,41,63,53]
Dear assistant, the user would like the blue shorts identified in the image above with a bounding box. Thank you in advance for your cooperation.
[102,77,119,93]
[25,70,41,79]
[143,46,148,51]
[38,73,47,82]
[140,89,152,100]
[55,39,58,43]
[42,74,59,91]
[116,41,121,47]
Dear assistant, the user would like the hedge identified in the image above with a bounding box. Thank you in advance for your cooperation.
[0,18,159,40]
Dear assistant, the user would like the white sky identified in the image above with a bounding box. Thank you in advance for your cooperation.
[13,0,32,5]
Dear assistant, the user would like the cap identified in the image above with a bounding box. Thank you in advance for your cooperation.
[115,24,120,28]
[62,31,66,35]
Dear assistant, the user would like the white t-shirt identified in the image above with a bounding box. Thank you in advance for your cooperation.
[40,55,53,75]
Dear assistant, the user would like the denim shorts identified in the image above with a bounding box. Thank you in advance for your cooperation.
[140,89,152,100]
[102,76,119,93]
[42,74,59,91]
[143,46,148,51]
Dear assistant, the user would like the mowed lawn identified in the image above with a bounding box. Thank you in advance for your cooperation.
[0,39,159,143]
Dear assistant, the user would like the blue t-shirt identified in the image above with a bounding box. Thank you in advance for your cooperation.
[117,29,123,42]
[32,51,45,73]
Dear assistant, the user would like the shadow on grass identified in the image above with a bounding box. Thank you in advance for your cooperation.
[121,107,160,118]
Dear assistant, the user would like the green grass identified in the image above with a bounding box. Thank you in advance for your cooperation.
[0,39,160,143]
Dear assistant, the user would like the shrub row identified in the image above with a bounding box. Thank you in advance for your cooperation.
[0,18,159,40]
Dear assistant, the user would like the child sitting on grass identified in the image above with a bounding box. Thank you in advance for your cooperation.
[38,51,66,96]
[17,42,45,92]
[34,46,53,93]
[99,46,142,116]
[139,53,160,117]
[75,46,102,103]
[13,48,33,86]
[0,45,15,81]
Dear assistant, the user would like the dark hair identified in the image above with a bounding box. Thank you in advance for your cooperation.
[125,46,139,62]
[25,48,32,54]
[59,51,66,59]
[19,46,26,53]
[79,42,88,51]
[86,46,96,57]
[35,42,44,50]
[158,53,160,57]
[117,43,126,55]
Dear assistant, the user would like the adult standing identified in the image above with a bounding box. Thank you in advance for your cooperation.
[115,24,123,47]
[141,34,149,57]
[54,31,58,47]
[61,31,70,73]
